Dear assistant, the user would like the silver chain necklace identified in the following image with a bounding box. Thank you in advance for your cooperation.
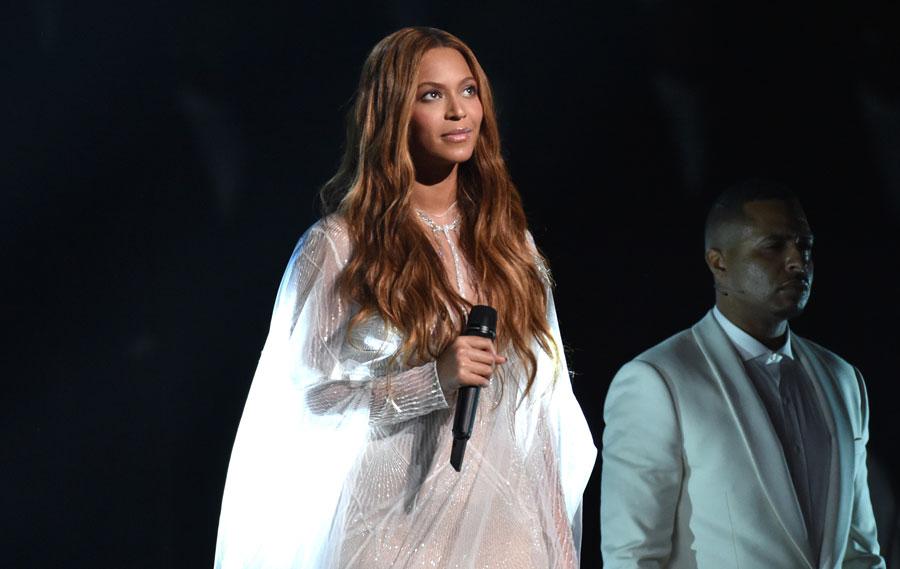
[415,209,465,297]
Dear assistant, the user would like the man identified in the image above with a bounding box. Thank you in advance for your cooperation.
[600,181,884,568]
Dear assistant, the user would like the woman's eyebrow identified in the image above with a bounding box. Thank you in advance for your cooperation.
[416,76,476,89]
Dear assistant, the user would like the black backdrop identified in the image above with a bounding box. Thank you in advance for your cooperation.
[6,1,900,567]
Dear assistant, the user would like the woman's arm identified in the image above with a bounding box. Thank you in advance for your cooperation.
[277,220,450,426]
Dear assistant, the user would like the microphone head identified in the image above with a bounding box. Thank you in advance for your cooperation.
[464,305,497,339]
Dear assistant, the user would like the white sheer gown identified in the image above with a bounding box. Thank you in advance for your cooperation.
[214,217,596,569]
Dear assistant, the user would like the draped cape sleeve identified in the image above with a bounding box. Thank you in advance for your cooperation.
[214,219,449,569]
[524,233,597,553]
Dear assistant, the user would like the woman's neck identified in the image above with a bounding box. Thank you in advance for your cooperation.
[410,163,458,216]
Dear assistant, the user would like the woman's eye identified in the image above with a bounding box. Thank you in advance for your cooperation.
[463,85,478,96]
[421,90,441,101]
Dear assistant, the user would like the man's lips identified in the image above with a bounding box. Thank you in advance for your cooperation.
[779,277,811,290]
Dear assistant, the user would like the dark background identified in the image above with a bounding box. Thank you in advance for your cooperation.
[6,1,900,567]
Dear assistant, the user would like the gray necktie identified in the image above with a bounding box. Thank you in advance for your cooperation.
[778,357,829,563]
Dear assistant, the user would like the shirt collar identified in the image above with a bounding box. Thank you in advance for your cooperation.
[712,306,793,364]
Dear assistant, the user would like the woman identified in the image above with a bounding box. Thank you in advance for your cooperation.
[214,27,595,568]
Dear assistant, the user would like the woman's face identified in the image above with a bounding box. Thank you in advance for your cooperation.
[409,47,483,173]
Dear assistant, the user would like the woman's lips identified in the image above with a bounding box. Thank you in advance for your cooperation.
[442,128,472,142]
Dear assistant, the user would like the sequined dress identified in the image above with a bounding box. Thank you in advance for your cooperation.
[214,217,596,569]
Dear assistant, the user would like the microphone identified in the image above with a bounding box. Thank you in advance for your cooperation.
[450,305,497,472]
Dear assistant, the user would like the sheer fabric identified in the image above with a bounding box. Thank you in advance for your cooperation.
[214,217,596,568]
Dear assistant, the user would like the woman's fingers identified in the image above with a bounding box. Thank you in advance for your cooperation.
[457,335,492,351]
[456,351,497,388]
[461,360,495,380]
[457,375,491,388]
[458,336,507,365]
[436,335,506,392]
[462,346,496,366]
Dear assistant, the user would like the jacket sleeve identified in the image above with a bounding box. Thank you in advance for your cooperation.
[841,368,886,568]
[600,359,683,569]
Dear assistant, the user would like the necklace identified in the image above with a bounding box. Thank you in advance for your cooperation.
[415,209,465,296]
[415,209,461,232]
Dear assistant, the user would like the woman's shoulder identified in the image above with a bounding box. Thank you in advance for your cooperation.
[289,214,352,267]
[524,228,537,251]
[523,228,552,285]
[310,213,350,244]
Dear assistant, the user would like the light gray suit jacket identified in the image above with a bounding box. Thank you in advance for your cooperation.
[600,311,885,568]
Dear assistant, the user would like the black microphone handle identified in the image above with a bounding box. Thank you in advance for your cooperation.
[450,305,496,472]
[452,386,480,441]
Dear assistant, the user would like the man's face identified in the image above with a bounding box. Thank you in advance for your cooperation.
[718,199,814,322]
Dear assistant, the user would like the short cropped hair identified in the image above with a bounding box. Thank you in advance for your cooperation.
[704,179,799,249]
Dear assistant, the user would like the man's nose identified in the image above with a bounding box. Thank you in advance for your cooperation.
[785,242,811,273]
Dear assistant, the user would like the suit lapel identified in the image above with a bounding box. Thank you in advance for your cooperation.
[792,336,854,569]
[692,312,815,568]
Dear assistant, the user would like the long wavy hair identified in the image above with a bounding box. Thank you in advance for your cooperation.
[320,27,556,395]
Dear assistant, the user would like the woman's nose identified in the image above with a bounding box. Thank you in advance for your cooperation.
[445,95,466,120]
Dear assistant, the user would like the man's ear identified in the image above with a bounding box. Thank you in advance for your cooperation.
[705,248,726,278]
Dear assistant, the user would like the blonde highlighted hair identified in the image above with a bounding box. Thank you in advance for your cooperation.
[320,27,556,395]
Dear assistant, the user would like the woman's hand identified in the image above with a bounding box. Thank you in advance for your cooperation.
[436,336,507,393]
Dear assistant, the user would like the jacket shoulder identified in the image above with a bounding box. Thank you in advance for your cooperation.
[631,327,702,369]
[795,335,857,377]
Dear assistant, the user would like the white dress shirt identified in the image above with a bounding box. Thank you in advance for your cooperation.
[713,307,832,562]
